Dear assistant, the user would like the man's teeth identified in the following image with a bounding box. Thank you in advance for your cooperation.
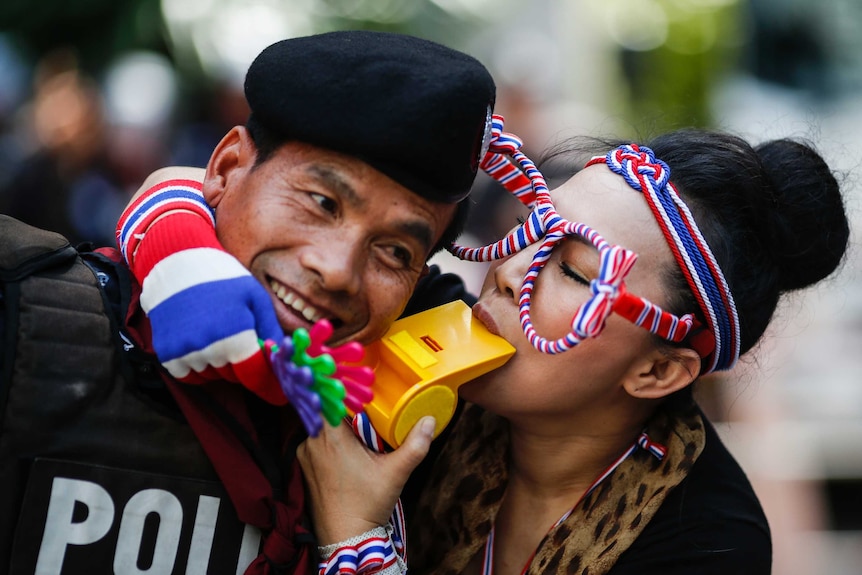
[270,281,323,323]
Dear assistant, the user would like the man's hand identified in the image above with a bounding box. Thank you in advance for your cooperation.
[117,178,286,404]
[297,415,436,546]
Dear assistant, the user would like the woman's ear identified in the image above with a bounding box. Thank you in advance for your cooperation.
[623,347,701,400]
[203,125,257,207]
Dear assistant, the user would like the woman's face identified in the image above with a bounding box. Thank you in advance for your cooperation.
[464,165,678,421]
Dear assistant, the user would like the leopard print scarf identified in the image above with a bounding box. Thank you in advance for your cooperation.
[408,402,705,575]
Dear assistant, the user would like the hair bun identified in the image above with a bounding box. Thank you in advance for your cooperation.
[755,139,849,292]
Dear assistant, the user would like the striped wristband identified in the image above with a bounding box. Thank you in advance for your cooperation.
[318,525,405,575]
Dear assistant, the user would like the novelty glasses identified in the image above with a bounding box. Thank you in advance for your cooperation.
[457,116,740,373]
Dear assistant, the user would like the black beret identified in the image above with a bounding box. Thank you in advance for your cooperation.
[244,30,496,203]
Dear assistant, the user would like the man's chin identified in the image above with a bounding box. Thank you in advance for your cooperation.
[330,327,376,347]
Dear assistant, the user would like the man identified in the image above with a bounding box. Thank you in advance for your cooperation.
[0,30,495,574]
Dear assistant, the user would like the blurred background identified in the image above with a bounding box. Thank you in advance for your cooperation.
[1,1,860,572]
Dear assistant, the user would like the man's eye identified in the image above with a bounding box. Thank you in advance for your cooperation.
[391,245,414,267]
[379,244,416,270]
[559,262,591,287]
[311,192,337,214]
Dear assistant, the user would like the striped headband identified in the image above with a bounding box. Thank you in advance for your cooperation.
[456,118,712,362]
[585,145,740,372]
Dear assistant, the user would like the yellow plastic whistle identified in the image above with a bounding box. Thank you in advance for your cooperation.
[362,300,515,447]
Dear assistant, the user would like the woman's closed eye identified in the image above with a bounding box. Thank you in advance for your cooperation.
[559,261,591,287]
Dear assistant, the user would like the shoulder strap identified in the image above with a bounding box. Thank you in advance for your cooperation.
[0,216,80,422]
[0,217,169,427]
[0,215,78,282]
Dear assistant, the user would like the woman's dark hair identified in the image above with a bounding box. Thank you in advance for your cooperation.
[245,114,470,257]
[542,128,850,364]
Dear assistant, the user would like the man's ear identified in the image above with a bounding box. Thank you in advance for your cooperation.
[622,347,701,400]
[203,125,258,207]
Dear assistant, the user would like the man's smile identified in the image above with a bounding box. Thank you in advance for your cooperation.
[270,278,325,323]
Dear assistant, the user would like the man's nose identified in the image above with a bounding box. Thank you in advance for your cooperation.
[300,236,363,295]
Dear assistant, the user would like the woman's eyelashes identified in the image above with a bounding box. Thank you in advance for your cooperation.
[558,261,591,287]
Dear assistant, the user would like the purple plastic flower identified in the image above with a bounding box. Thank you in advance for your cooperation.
[270,336,323,436]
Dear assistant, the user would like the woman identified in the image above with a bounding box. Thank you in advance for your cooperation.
[299,127,849,575]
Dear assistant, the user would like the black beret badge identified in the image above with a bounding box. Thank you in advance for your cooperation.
[476,105,495,171]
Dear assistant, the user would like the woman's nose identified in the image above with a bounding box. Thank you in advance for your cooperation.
[492,246,535,303]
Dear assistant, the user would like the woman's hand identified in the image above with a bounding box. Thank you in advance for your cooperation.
[297,415,436,546]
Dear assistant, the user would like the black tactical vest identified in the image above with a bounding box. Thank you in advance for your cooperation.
[0,215,261,574]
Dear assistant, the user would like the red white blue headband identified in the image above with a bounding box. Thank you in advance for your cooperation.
[463,116,740,373]
[586,145,740,372]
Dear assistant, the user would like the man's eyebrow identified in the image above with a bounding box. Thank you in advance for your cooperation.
[399,220,435,255]
[307,165,363,207]
[307,164,435,253]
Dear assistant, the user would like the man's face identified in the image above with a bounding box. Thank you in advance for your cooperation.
[203,127,457,345]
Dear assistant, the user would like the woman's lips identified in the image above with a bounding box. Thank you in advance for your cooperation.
[472,301,502,337]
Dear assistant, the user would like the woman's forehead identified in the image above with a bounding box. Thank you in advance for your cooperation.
[550,166,662,248]
[552,166,632,206]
